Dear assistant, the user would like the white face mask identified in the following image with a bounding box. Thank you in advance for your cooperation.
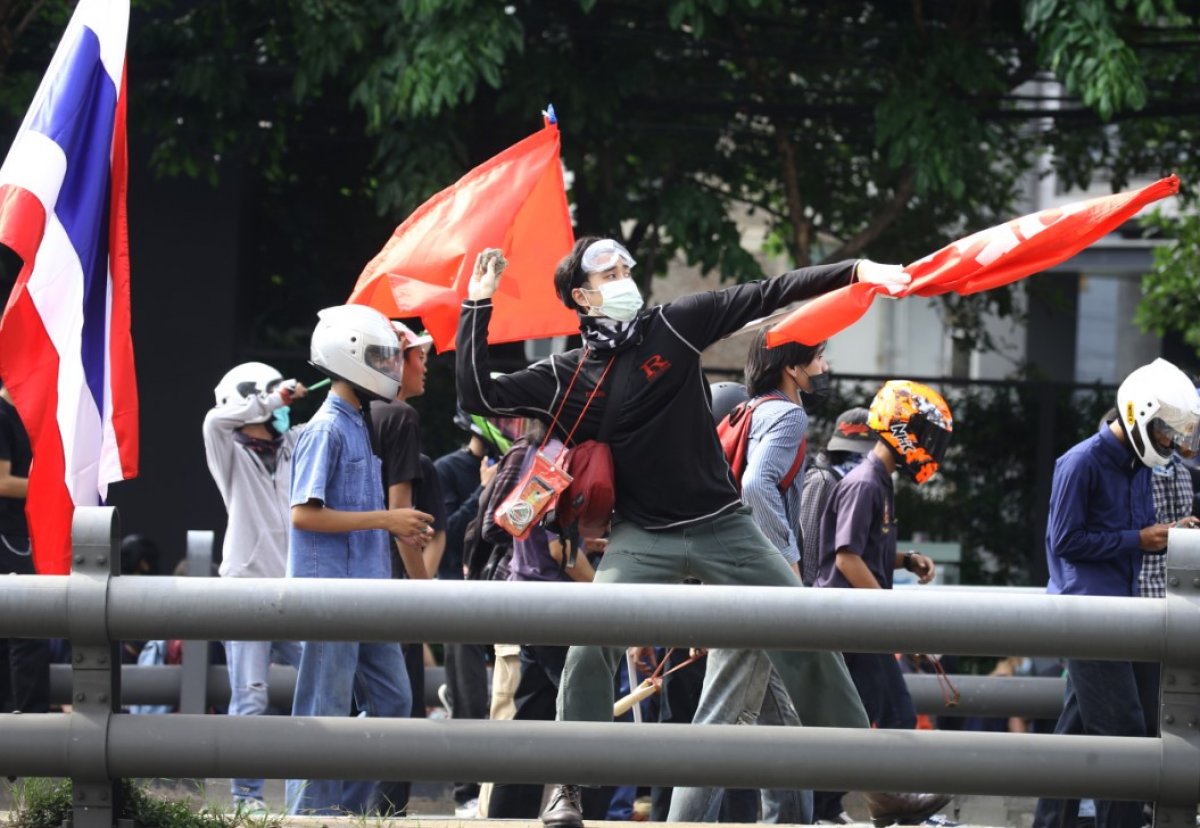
[582,279,644,323]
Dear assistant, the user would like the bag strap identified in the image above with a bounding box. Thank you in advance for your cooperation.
[546,348,615,452]
[598,349,635,444]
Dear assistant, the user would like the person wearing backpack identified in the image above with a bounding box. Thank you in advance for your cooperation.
[798,407,876,587]
[486,423,609,822]
[667,328,830,824]
[458,237,911,828]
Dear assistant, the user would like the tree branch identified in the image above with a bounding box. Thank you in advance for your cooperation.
[727,14,812,265]
[690,177,789,222]
[826,170,916,261]
[13,0,49,44]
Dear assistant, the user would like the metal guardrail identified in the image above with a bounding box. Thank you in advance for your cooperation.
[1,507,1198,827]
[46,664,1069,720]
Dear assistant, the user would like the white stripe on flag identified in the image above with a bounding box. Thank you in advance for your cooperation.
[23,205,104,509]
[0,131,66,206]
[98,269,121,496]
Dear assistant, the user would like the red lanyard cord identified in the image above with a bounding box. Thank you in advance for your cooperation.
[542,348,615,453]
[916,653,960,708]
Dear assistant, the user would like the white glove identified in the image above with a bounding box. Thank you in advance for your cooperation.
[856,260,911,296]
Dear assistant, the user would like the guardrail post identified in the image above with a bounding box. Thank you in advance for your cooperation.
[1158,528,1200,827]
[177,531,214,715]
[65,507,123,828]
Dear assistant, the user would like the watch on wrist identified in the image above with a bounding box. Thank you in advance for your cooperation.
[903,551,915,572]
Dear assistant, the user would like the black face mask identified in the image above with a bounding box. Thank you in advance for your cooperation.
[800,371,832,411]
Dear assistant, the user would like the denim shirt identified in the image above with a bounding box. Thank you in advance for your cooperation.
[1045,425,1153,597]
[288,393,391,580]
[741,394,808,566]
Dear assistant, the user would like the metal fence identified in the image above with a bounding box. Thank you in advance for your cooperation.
[2,507,1199,828]
[45,664,1068,721]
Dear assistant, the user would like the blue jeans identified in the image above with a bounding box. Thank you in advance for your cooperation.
[667,648,812,823]
[225,639,302,803]
[285,640,411,816]
[1033,659,1159,828]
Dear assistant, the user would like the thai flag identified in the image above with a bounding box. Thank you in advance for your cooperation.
[0,0,137,574]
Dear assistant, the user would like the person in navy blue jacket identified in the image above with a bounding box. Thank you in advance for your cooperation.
[1034,358,1200,828]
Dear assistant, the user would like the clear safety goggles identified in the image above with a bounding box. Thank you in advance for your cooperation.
[581,239,637,274]
[364,344,404,381]
[1149,414,1200,459]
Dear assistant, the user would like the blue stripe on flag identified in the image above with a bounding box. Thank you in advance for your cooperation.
[29,24,116,421]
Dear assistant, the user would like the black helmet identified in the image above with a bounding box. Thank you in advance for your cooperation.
[710,381,749,424]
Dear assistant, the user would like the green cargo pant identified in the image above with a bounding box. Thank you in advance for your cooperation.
[556,507,868,730]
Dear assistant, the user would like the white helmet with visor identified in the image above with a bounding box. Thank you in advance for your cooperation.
[310,305,404,401]
[1117,358,1200,468]
[213,362,283,424]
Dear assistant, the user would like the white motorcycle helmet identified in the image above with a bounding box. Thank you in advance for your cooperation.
[1116,357,1200,468]
[213,362,283,424]
[310,305,404,401]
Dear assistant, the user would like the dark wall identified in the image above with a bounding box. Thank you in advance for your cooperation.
[105,137,242,571]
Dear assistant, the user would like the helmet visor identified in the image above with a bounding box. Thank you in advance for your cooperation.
[1149,416,1200,459]
[908,413,952,467]
[581,239,637,274]
[364,344,403,382]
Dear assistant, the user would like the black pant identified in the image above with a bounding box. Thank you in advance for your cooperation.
[813,652,916,819]
[373,641,426,816]
[1033,660,1159,828]
[0,535,49,714]
[444,641,489,804]
[488,645,613,819]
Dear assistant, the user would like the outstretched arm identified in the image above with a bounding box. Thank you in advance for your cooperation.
[664,259,906,351]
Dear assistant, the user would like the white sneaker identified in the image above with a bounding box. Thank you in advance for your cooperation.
[455,797,480,818]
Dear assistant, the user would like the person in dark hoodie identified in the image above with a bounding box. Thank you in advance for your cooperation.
[457,238,913,828]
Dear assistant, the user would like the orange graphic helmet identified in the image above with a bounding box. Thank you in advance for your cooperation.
[868,381,953,485]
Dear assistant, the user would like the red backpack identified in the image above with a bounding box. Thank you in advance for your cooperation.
[718,397,807,493]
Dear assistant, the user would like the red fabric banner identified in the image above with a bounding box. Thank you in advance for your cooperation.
[349,119,579,352]
[767,175,1180,347]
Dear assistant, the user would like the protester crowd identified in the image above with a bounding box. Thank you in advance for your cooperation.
[3,237,1198,828]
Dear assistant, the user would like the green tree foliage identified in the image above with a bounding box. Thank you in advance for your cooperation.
[1136,210,1200,355]
[1,1,1196,351]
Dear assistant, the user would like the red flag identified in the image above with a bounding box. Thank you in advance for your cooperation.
[767,175,1180,347]
[350,118,579,351]
[0,0,137,574]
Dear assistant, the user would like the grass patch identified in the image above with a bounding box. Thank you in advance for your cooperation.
[4,778,286,828]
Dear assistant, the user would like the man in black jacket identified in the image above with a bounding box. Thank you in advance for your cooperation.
[457,238,910,828]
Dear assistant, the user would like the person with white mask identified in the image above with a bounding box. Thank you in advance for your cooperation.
[457,235,913,828]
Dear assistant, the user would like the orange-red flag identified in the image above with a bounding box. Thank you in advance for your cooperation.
[349,116,579,351]
[767,175,1180,347]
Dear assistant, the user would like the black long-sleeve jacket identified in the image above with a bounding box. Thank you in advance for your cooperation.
[456,260,857,531]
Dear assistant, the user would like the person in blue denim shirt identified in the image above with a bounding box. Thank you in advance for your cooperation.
[285,305,434,817]
[1034,358,1200,828]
